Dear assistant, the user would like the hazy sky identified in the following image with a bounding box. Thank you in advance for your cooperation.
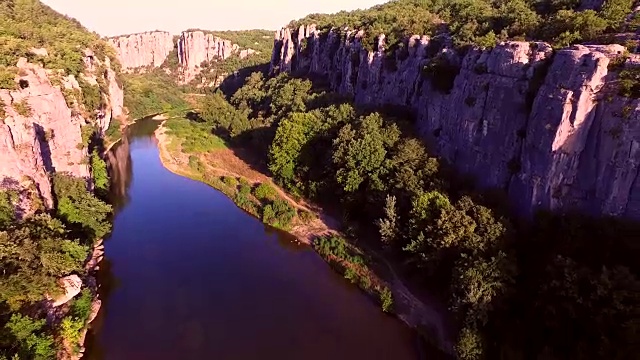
[41,0,387,37]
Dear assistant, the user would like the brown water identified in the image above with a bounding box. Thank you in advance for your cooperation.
[85,119,421,360]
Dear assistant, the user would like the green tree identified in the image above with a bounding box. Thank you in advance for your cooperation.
[332,113,399,193]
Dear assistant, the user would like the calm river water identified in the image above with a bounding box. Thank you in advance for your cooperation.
[85,118,420,359]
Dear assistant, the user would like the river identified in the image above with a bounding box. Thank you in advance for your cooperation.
[84,118,421,359]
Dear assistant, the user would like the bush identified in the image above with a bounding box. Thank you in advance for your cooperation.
[13,99,32,117]
[90,151,109,195]
[69,289,93,321]
[379,286,394,313]
[4,314,56,360]
[223,176,238,188]
[77,76,102,114]
[105,117,122,142]
[59,317,84,348]
[253,182,278,201]
[53,173,112,240]
[298,209,316,223]
[0,66,17,89]
[0,190,16,228]
[455,327,483,360]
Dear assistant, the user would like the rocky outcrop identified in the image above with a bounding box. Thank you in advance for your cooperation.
[0,53,124,215]
[107,31,174,71]
[272,26,640,220]
[51,275,82,307]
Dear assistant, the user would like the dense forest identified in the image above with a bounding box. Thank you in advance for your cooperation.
[0,0,116,358]
[290,0,637,50]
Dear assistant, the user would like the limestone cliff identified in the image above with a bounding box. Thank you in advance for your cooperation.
[272,26,640,220]
[0,53,124,216]
[107,31,175,71]
[107,29,259,85]
[177,30,256,84]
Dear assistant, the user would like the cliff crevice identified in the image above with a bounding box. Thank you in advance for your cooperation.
[271,25,640,220]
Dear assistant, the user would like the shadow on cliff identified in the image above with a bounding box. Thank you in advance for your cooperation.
[33,123,54,173]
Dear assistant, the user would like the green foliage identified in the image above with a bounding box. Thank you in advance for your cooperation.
[617,66,640,98]
[165,118,226,153]
[105,116,122,142]
[0,214,88,309]
[59,317,83,349]
[455,326,483,360]
[0,0,119,75]
[90,150,109,195]
[0,190,16,228]
[198,92,250,137]
[298,209,316,223]
[290,0,628,51]
[77,76,102,114]
[379,287,394,313]
[223,176,238,188]
[0,66,17,89]
[122,71,188,119]
[253,183,277,201]
[4,314,55,360]
[13,100,31,117]
[52,173,112,240]
[69,289,93,321]
[261,198,296,229]
[196,29,274,54]
[80,125,94,149]
[600,0,634,29]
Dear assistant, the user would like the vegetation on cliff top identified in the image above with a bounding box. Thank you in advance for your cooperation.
[0,0,120,88]
[289,0,635,50]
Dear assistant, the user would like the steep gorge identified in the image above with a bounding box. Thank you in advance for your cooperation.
[271,26,640,220]
[108,30,263,85]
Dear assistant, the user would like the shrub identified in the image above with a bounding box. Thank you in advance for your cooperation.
[298,210,316,223]
[223,176,238,188]
[77,77,102,114]
[380,286,394,313]
[0,66,17,89]
[59,317,84,348]
[0,190,15,228]
[69,289,93,321]
[91,151,109,195]
[188,155,205,174]
[253,182,278,201]
[13,99,32,117]
[105,117,122,142]
[455,327,483,360]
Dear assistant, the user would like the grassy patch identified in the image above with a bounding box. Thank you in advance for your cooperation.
[165,119,227,153]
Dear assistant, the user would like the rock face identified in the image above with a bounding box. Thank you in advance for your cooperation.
[177,31,239,83]
[271,26,640,220]
[107,31,174,71]
[0,54,124,215]
[51,275,82,307]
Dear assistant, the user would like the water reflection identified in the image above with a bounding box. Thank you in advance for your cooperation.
[86,117,420,360]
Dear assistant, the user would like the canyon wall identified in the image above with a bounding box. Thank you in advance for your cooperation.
[0,53,124,217]
[271,26,640,220]
[107,30,258,84]
[107,31,175,71]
